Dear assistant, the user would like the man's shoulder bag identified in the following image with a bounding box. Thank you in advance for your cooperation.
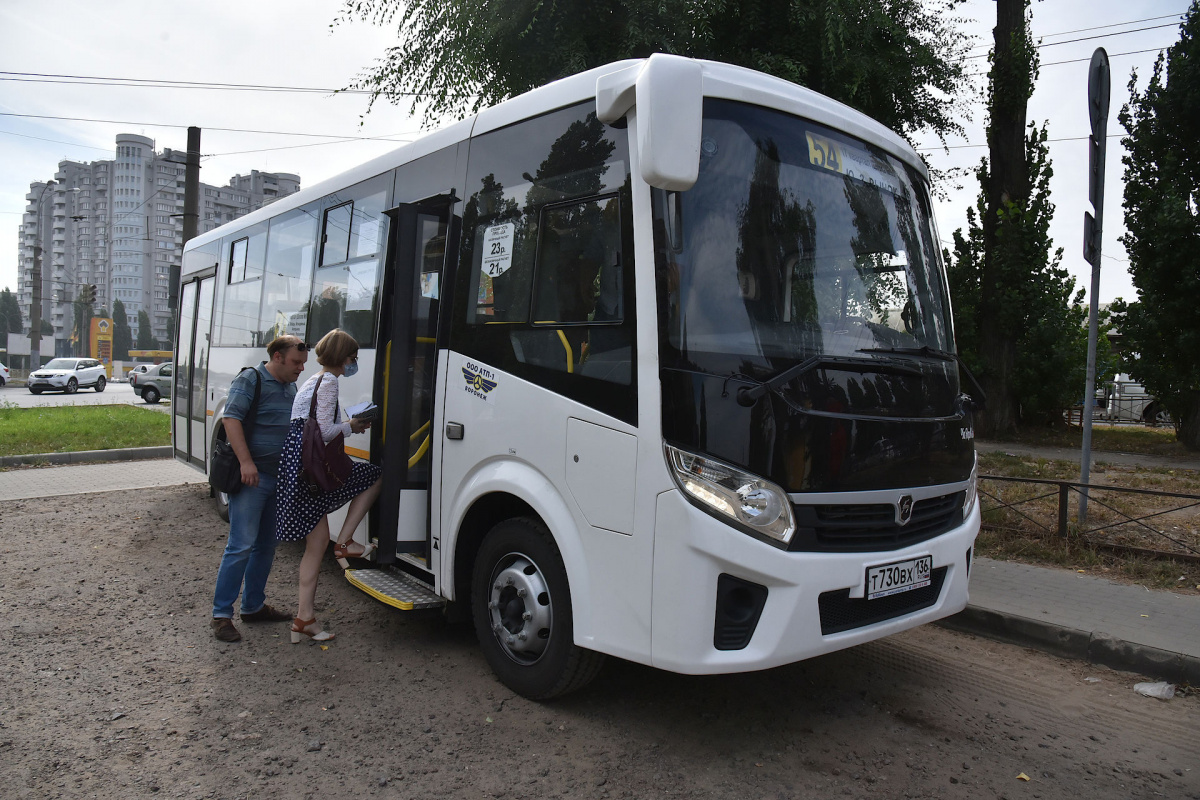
[209,366,262,496]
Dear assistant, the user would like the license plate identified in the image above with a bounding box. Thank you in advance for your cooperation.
[866,555,932,600]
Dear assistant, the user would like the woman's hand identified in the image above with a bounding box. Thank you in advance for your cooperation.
[349,417,372,434]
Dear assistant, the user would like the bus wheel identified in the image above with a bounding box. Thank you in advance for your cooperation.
[215,488,230,522]
[472,517,604,700]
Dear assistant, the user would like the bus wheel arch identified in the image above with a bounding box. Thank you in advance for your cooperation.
[470,514,605,700]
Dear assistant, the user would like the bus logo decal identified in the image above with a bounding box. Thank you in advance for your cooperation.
[462,365,497,399]
[896,495,914,526]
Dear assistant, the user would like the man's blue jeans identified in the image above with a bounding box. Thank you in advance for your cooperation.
[212,473,279,619]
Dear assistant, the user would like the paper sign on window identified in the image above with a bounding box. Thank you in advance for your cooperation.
[481,223,516,277]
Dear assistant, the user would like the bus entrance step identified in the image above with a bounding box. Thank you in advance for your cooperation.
[345,567,444,611]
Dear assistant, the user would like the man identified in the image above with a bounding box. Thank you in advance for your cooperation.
[211,335,308,642]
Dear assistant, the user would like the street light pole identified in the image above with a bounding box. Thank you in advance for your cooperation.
[29,180,55,370]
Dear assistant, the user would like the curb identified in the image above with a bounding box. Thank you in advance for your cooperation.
[0,446,173,467]
[939,605,1200,685]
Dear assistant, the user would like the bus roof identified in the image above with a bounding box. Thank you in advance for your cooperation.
[183,56,928,260]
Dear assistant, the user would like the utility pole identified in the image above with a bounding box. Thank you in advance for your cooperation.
[171,126,201,313]
[29,180,55,370]
[1079,47,1110,524]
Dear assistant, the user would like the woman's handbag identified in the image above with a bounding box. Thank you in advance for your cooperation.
[208,367,262,495]
[300,373,354,496]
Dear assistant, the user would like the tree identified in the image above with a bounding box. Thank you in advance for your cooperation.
[947,122,1104,426]
[946,0,1107,431]
[72,299,96,357]
[112,298,132,361]
[338,0,972,142]
[136,310,156,351]
[1110,3,1200,450]
[0,287,21,350]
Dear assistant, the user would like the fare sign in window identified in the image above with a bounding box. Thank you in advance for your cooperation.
[482,223,515,278]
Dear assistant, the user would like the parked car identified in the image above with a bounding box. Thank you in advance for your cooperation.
[127,364,151,387]
[1096,375,1172,426]
[27,357,107,394]
[135,362,172,404]
[0,361,9,387]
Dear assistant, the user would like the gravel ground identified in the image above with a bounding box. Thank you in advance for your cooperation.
[1,483,1197,800]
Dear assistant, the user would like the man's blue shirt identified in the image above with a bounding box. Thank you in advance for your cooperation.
[224,362,297,477]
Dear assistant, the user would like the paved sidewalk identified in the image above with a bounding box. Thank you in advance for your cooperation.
[1,457,1196,683]
[0,458,204,501]
[976,438,1200,471]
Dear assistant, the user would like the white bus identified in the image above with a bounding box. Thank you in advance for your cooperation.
[174,54,980,699]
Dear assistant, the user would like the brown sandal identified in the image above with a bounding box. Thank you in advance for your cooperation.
[333,539,377,569]
[290,617,334,644]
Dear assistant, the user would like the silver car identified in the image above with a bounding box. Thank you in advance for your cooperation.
[135,362,173,404]
[28,357,107,394]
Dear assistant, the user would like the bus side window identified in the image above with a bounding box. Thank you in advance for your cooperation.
[514,195,630,384]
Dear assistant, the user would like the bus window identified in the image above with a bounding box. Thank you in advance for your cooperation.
[453,103,636,420]
[217,224,267,347]
[259,208,318,341]
[309,175,390,346]
[513,195,630,383]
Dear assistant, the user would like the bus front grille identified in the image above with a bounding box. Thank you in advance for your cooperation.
[789,492,964,552]
[817,567,948,635]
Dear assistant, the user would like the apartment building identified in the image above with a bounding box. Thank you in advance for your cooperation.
[17,133,299,355]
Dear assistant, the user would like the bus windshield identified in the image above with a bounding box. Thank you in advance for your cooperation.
[655,99,953,376]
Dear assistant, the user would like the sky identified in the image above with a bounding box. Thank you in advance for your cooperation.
[0,0,1191,307]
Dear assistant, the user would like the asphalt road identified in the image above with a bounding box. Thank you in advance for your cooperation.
[0,379,169,412]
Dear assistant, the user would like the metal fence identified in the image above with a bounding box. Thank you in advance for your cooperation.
[979,474,1200,562]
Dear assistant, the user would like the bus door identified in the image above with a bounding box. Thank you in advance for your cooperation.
[374,198,458,564]
[173,273,215,467]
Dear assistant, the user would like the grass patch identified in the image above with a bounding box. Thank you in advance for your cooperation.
[989,423,1184,457]
[0,404,170,456]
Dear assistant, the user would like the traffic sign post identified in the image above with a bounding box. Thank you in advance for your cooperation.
[1079,47,1110,524]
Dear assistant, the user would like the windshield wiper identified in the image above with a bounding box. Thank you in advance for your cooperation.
[736,355,923,407]
[857,346,988,410]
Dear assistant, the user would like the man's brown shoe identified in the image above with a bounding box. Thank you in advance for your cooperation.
[211,617,242,642]
[240,603,292,623]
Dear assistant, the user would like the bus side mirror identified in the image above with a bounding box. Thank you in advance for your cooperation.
[597,54,703,192]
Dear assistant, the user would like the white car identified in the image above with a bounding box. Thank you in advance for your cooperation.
[28,357,107,394]
[0,361,9,387]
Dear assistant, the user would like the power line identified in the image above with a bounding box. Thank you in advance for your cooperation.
[0,127,113,152]
[0,70,478,99]
[964,21,1182,59]
[0,111,416,142]
[965,13,1182,52]
[916,132,1123,152]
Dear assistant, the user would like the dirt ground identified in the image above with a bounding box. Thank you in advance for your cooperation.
[1,483,1197,800]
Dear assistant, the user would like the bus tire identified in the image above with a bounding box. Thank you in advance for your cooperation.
[471,517,605,700]
[215,488,231,522]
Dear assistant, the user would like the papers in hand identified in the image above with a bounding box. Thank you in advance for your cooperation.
[346,400,379,420]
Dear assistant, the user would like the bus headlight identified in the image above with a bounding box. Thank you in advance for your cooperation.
[963,454,978,519]
[665,444,796,546]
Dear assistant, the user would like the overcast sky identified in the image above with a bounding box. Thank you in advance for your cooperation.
[0,0,1191,307]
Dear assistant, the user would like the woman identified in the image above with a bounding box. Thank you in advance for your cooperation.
[276,328,382,643]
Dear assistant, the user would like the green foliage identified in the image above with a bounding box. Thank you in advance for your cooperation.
[136,310,156,350]
[947,123,1109,421]
[338,0,973,142]
[0,287,22,348]
[1111,2,1200,449]
[111,298,132,361]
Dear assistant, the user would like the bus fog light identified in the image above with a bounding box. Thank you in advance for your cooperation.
[666,444,795,545]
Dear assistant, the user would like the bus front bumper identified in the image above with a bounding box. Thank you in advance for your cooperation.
[649,490,980,674]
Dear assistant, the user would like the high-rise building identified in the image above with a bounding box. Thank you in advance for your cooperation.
[17,133,300,355]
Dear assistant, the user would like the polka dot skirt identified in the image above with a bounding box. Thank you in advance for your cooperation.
[276,418,383,542]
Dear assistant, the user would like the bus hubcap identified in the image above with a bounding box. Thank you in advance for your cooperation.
[487,554,552,664]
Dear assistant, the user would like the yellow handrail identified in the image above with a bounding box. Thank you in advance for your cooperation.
[555,329,574,373]
[408,434,431,468]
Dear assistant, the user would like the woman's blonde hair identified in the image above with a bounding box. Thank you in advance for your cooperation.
[314,328,359,369]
